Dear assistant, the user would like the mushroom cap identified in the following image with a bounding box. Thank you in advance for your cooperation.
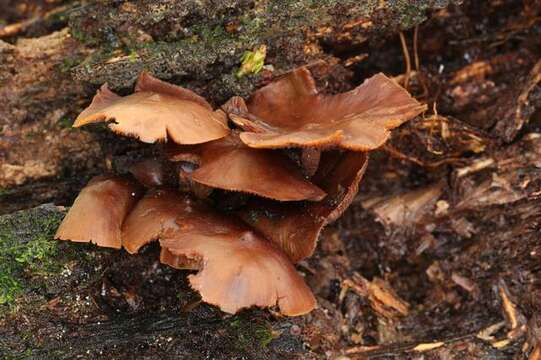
[160,247,200,270]
[159,199,316,316]
[121,188,190,254]
[73,72,229,144]
[238,151,369,262]
[166,134,326,201]
[226,67,426,150]
[128,158,169,188]
[55,176,141,249]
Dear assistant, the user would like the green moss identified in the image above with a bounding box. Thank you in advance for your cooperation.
[1,349,33,359]
[395,2,430,29]
[128,49,139,63]
[70,28,88,43]
[0,206,64,305]
[236,45,266,78]
[57,117,73,128]
[192,22,231,44]
[229,316,277,350]
[59,56,84,73]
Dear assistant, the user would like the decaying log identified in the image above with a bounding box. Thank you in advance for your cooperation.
[2,1,541,359]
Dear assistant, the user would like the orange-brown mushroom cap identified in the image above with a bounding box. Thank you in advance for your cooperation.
[159,199,316,316]
[121,188,190,254]
[54,176,141,249]
[238,151,368,262]
[166,134,326,201]
[160,247,200,270]
[225,67,426,150]
[73,72,229,144]
[128,158,167,188]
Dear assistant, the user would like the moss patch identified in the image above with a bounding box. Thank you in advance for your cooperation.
[229,315,277,350]
[0,205,64,305]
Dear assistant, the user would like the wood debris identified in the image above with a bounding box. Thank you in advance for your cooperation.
[341,273,410,319]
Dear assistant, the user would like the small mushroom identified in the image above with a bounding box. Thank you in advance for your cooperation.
[121,188,190,254]
[225,67,426,150]
[166,134,326,201]
[55,176,141,249]
[159,199,316,316]
[73,72,229,144]
[238,151,368,262]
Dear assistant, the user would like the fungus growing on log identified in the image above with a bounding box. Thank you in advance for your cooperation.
[225,67,426,150]
[55,176,140,249]
[56,67,423,316]
[73,72,229,144]
[239,151,368,262]
[121,188,190,254]
[166,134,326,201]
[159,200,316,316]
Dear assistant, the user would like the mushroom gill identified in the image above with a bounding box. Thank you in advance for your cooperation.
[238,151,369,263]
[225,67,427,150]
[166,134,326,201]
[159,198,316,316]
[73,72,229,144]
[55,176,141,249]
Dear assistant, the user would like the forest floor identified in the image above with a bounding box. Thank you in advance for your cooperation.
[1,1,540,359]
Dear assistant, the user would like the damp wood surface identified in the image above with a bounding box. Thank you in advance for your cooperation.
[1,0,541,359]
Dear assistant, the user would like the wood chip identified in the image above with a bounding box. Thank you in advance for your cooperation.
[344,273,410,318]
[492,339,512,349]
[410,342,445,352]
[345,345,381,354]
[456,158,495,178]
[476,321,506,342]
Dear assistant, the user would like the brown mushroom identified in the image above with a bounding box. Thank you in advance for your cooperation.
[73,72,229,144]
[128,158,170,188]
[159,198,316,316]
[166,134,326,201]
[55,176,141,249]
[238,151,368,262]
[121,188,189,254]
[224,67,426,150]
[160,247,200,270]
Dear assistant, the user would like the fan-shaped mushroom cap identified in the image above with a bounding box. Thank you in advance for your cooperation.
[159,200,316,316]
[225,67,426,150]
[238,151,368,262]
[121,188,189,254]
[73,72,229,144]
[166,134,326,201]
[55,176,141,249]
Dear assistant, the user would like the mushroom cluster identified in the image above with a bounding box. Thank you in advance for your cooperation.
[55,67,425,316]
